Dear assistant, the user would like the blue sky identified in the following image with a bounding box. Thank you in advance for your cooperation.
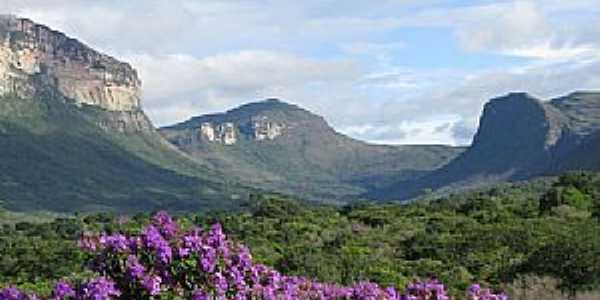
[3,0,600,145]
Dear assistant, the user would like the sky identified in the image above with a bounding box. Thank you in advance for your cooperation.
[2,0,600,145]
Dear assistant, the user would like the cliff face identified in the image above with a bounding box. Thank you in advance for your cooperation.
[0,15,141,112]
[0,16,244,212]
[371,92,600,201]
[167,118,284,146]
[161,99,296,146]
[463,92,566,175]
[198,122,238,145]
[549,92,600,171]
[462,92,600,178]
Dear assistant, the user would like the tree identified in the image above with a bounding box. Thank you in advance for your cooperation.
[524,221,600,298]
[540,186,592,214]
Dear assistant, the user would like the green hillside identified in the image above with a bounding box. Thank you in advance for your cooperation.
[0,92,246,213]
[161,99,464,202]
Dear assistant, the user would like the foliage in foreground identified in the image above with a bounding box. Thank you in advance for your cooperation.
[1,172,600,298]
[211,173,600,296]
[1,212,506,299]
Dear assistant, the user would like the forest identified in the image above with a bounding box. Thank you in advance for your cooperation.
[1,172,599,299]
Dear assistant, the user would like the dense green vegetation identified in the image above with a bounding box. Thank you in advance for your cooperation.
[0,93,246,213]
[212,174,600,297]
[1,171,600,298]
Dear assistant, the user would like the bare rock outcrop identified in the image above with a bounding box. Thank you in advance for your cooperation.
[252,116,285,141]
[0,15,141,112]
[371,92,600,200]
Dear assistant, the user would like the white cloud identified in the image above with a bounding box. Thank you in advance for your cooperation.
[384,1,600,60]
[402,54,600,144]
[2,1,600,146]
[453,2,552,54]
[340,118,462,145]
[127,51,361,125]
[502,43,598,60]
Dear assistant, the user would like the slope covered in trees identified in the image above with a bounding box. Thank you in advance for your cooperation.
[1,172,600,299]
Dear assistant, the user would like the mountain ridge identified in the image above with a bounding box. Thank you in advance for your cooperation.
[3,16,600,210]
[160,98,464,202]
[0,16,248,212]
[370,91,600,200]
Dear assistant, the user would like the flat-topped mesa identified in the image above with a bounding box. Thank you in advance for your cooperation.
[0,15,141,111]
[473,92,565,150]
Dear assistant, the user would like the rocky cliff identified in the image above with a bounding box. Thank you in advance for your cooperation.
[371,91,600,200]
[162,99,291,146]
[167,118,284,146]
[460,92,566,176]
[0,16,246,213]
[0,15,141,111]
[0,15,151,132]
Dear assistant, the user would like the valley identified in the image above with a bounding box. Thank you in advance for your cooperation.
[1,11,600,300]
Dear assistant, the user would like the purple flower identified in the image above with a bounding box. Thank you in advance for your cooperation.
[498,292,509,300]
[385,286,399,299]
[400,278,451,300]
[3,212,508,300]
[178,230,202,258]
[191,290,209,300]
[141,274,162,296]
[467,283,481,296]
[80,277,121,300]
[352,281,383,299]
[213,272,228,296]
[0,287,25,300]
[77,235,99,252]
[51,281,75,299]
[465,283,509,300]
[126,255,145,279]
[206,223,226,250]
[99,234,129,252]
[141,225,172,264]
[233,245,252,271]
[152,211,178,238]
[127,236,142,251]
[199,247,217,273]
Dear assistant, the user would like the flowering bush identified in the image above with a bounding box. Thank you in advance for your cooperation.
[0,212,508,299]
[468,283,512,300]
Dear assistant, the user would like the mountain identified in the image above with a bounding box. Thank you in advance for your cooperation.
[372,91,600,200]
[10,16,597,209]
[160,99,464,202]
[0,15,246,212]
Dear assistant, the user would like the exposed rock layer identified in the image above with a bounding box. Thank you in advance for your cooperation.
[0,15,141,112]
[0,17,242,213]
